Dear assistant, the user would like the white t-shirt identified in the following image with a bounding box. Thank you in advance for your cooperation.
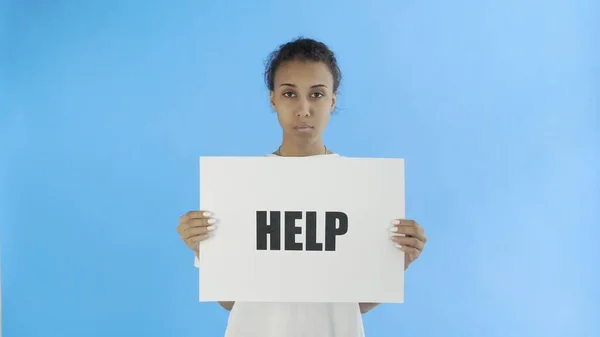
[195,153,366,337]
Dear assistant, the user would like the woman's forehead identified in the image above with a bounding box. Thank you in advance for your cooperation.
[274,60,334,87]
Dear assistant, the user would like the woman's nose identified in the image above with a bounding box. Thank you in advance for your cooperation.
[296,99,311,117]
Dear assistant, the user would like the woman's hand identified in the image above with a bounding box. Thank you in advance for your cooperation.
[360,219,427,314]
[389,219,427,269]
[176,210,233,311]
[176,210,217,257]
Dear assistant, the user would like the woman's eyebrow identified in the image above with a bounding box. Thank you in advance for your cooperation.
[279,83,328,88]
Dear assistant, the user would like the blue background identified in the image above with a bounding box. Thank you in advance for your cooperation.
[1,0,599,336]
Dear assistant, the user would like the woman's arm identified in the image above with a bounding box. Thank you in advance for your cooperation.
[359,264,411,313]
[358,303,379,314]
[194,253,235,311]
[218,302,235,311]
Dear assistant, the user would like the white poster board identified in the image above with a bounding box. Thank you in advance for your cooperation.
[198,156,405,303]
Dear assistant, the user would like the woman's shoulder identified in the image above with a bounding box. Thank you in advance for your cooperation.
[265,153,342,157]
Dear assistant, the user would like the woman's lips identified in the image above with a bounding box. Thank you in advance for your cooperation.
[294,125,314,132]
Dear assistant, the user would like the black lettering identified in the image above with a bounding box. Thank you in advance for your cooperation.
[256,211,281,250]
[284,211,303,251]
[325,211,348,251]
[258,210,348,251]
[305,211,323,251]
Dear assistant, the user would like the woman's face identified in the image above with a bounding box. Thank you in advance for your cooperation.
[270,60,336,143]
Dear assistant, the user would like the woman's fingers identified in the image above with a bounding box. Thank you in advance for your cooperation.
[180,210,213,223]
[177,211,217,234]
[184,225,216,238]
[177,210,218,253]
[389,218,427,267]
[390,219,427,244]
[187,217,217,229]
[396,245,420,261]
[186,233,212,246]
[390,235,425,251]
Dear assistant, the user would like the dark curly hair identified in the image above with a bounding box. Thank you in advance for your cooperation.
[264,37,342,94]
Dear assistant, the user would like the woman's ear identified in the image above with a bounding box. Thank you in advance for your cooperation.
[330,92,337,112]
[270,91,276,110]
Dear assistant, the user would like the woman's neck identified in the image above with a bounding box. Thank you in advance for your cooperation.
[275,139,329,157]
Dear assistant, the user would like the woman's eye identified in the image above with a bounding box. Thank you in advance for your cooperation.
[312,92,324,98]
[283,92,296,98]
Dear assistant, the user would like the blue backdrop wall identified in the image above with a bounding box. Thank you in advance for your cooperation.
[1,1,599,336]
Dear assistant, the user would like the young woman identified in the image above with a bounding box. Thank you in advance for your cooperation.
[176,37,428,337]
